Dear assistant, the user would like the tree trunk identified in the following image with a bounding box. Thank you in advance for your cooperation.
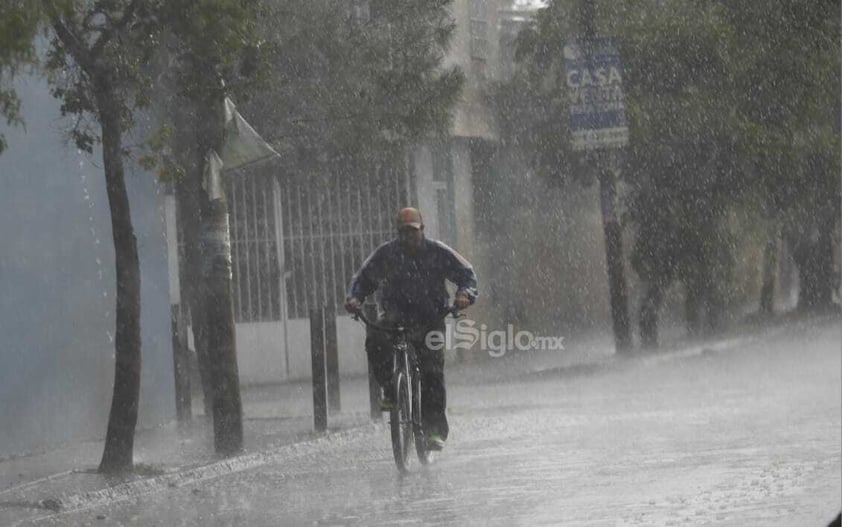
[170,92,215,418]
[639,280,664,350]
[203,196,244,454]
[792,154,839,312]
[599,169,632,353]
[792,222,835,312]
[759,225,779,316]
[198,89,243,455]
[175,160,214,418]
[684,276,703,338]
[95,81,142,475]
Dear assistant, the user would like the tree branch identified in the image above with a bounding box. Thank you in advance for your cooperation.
[50,15,97,76]
[90,0,141,59]
[82,0,109,32]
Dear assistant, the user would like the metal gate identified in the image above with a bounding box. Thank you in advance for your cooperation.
[226,149,416,322]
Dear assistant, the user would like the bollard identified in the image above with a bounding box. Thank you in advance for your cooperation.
[324,306,341,414]
[171,304,192,424]
[310,307,327,432]
[364,303,381,420]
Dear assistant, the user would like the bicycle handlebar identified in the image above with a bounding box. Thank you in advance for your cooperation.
[351,305,460,335]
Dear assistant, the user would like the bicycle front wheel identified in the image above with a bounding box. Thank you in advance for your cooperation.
[413,373,434,465]
[390,371,413,473]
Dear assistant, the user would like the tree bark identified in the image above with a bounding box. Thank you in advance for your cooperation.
[174,156,214,418]
[165,88,215,418]
[791,222,835,312]
[791,154,839,312]
[197,89,243,455]
[684,276,703,337]
[95,78,143,474]
[203,196,244,454]
[599,169,632,352]
[639,280,664,349]
[759,224,779,316]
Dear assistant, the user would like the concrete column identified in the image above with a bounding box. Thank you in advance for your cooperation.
[450,138,476,261]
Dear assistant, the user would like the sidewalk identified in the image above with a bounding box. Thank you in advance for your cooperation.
[0,313,833,522]
[0,343,615,485]
[0,377,376,519]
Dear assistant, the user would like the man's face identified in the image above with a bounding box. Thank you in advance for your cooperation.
[398,225,424,253]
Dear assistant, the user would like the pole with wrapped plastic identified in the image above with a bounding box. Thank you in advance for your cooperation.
[200,96,280,455]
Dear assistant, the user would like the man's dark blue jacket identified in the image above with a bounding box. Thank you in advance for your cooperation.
[348,237,478,323]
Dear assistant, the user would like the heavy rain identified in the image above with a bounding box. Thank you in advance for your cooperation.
[0,0,839,525]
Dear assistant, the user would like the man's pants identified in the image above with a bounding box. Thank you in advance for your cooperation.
[366,317,448,440]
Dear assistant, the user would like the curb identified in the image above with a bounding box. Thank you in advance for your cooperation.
[11,421,381,525]
[520,319,806,380]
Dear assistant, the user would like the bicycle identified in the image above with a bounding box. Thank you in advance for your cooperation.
[352,305,460,473]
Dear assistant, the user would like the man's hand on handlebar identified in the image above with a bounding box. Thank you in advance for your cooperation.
[454,291,471,310]
[344,296,362,315]
[346,295,466,320]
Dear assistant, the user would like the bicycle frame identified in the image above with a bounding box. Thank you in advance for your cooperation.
[354,308,457,386]
[352,305,458,471]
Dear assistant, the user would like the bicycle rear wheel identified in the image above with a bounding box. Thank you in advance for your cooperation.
[390,371,413,473]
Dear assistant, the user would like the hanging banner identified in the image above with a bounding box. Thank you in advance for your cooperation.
[563,37,629,150]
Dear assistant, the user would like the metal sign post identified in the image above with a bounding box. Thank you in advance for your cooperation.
[564,28,632,352]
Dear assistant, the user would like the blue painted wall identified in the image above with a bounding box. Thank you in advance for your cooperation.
[0,74,174,457]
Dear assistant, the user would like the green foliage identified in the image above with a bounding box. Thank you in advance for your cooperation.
[492,0,589,185]
[617,1,745,316]
[134,0,264,182]
[500,0,840,319]
[138,122,184,181]
[4,0,463,178]
[239,0,463,168]
[0,1,43,153]
[161,0,261,103]
[96,0,259,182]
[55,2,163,142]
[0,1,260,162]
[723,0,841,218]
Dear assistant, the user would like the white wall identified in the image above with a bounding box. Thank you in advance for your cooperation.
[0,74,175,457]
[444,0,500,140]
[226,315,369,385]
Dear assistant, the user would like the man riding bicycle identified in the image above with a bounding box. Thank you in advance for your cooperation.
[344,207,477,451]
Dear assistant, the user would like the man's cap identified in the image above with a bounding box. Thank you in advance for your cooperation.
[396,207,423,230]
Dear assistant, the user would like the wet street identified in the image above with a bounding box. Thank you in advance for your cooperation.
[26,321,842,526]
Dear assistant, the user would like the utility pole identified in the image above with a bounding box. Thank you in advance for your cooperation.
[578,0,632,352]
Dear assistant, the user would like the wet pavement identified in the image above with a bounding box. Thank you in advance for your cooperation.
[3,319,840,526]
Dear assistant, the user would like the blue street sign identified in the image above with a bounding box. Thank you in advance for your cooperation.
[563,37,628,150]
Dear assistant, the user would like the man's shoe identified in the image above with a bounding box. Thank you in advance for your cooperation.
[426,434,446,451]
